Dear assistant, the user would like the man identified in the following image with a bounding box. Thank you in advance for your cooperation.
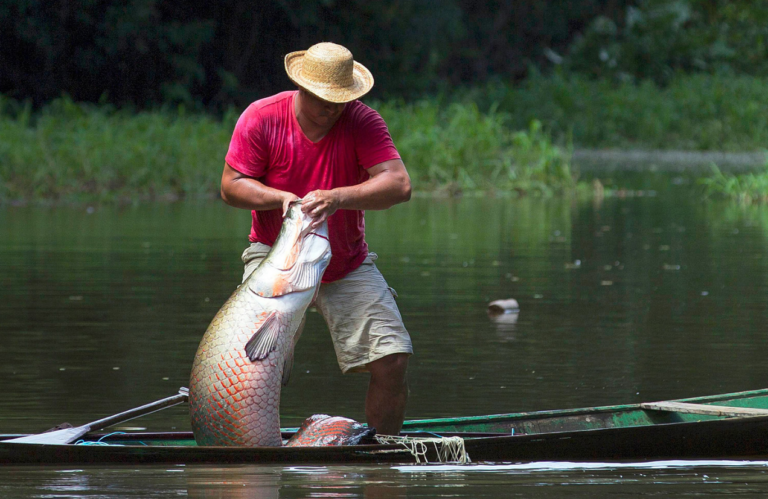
[220,42,412,435]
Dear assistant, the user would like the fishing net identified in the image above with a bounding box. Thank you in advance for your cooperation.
[74,432,130,446]
[374,435,471,464]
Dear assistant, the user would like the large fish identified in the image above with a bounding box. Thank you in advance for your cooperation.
[189,201,332,447]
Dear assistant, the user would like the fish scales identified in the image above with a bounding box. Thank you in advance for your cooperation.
[286,414,373,447]
[189,202,331,447]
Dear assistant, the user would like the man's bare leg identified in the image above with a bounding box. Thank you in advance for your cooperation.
[365,353,409,435]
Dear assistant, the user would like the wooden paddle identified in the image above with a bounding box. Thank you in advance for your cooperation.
[7,387,189,445]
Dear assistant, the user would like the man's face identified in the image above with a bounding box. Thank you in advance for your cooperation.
[299,90,346,128]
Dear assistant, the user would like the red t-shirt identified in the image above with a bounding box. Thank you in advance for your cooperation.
[225,91,401,282]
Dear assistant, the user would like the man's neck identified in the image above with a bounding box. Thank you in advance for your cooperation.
[296,115,330,143]
[294,92,341,143]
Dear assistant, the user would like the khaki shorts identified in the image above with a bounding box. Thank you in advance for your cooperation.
[241,243,413,374]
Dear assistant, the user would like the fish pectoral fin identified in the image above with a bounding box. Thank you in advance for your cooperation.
[244,311,283,361]
[248,261,321,298]
[284,260,323,292]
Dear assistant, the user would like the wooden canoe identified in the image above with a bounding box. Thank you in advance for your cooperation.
[3,388,768,465]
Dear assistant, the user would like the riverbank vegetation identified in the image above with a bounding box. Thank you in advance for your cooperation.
[700,162,768,205]
[0,97,233,203]
[378,101,573,196]
[5,64,768,204]
[487,73,768,152]
[6,63,768,204]
[0,95,575,204]
[3,1,768,204]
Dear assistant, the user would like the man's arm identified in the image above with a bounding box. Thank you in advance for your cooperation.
[301,158,411,227]
[220,162,298,216]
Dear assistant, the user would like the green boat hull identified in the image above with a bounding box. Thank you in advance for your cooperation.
[402,388,768,434]
[3,388,768,465]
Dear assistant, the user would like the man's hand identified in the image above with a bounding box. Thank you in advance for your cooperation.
[281,192,300,217]
[298,159,411,228]
[301,189,340,228]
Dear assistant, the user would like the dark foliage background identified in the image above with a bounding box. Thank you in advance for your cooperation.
[3,1,766,109]
[1,0,633,108]
[565,0,768,84]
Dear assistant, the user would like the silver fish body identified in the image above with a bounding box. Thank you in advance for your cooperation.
[189,202,331,446]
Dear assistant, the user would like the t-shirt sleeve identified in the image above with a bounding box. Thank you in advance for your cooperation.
[353,106,401,170]
[225,104,268,178]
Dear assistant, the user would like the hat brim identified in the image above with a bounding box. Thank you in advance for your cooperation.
[285,50,374,104]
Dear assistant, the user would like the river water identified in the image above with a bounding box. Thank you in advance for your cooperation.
[3,172,768,496]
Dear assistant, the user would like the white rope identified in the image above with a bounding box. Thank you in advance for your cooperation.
[375,435,471,464]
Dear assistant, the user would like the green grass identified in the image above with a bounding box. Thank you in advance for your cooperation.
[699,159,768,204]
[0,97,234,203]
[479,73,768,151]
[0,95,575,204]
[378,100,574,195]
[8,70,768,205]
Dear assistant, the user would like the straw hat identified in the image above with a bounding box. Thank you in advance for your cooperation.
[285,42,374,103]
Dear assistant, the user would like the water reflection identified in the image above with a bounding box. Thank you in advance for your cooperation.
[4,194,768,429]
[186,466,280,499]
[3,462,768,498]
[184,466,408,499]
[488,311,519,339]
[6,187,768,495]
[487,299,519,340]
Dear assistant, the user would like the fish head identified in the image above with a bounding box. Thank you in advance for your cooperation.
[278,199,331,269]
[252,200,331,297]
